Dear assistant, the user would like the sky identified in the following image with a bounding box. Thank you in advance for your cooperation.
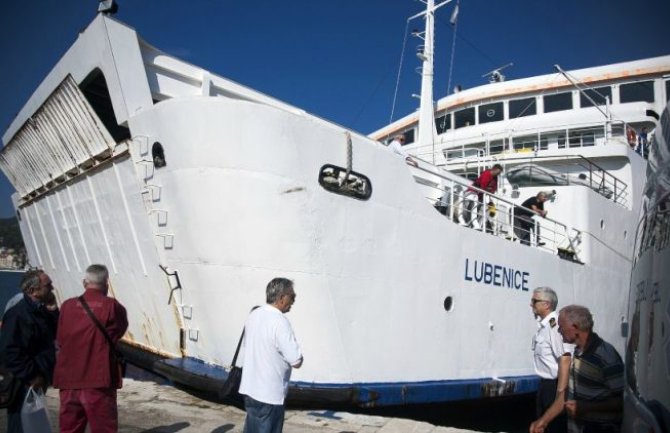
[0,0,668,218]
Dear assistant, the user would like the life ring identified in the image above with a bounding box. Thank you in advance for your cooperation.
[626,126,637,146]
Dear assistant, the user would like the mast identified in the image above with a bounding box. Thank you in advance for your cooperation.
[413,0,453,157]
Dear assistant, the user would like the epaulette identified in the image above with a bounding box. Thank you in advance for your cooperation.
[549,317,556,328]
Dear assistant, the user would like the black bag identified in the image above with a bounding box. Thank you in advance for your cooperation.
[219,306,258,401]
[0,365,21,408]
[218,329,245,401]
[219,365,242,400]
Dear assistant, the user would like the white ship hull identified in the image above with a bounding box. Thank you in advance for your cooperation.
[1,13,664,405]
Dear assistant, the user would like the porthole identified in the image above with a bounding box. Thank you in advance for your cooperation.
[152,141,166,168]
[600,219,605,230]
[623,230,627,239]
[443,296,453,312]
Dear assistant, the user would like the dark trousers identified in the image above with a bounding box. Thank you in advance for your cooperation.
[6,384,28,433]
[243,395,285,433]
[515,217,533,245]
[537,378,567,433]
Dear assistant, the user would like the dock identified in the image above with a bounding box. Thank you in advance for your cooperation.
[1,378,483,433]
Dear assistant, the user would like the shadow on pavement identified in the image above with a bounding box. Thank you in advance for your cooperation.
[140,421,190,433]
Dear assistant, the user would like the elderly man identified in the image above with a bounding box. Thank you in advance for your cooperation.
[529,287,572,433]
[387,134,418,167]
[53,264,128,433]
[239,278,303,433]
[0,269,59,433]
[558,305,623,433]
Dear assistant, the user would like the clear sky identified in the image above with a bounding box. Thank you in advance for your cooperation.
[0,0,668,218]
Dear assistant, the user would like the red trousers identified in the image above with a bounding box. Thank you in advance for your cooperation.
[59,388,118,433]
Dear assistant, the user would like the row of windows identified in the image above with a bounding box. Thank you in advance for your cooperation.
[398,79,668,144]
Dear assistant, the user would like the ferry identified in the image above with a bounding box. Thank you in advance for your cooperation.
[621,99,670,432]
[0,1,668,406]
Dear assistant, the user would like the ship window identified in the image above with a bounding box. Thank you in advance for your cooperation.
[435,113,451,134]
[620,80,654,103]
[489,140,504,155]
[152,142,166,168]
[455,107,475,128]
[580,86,612,107]
[513,135,537,151]
[509,97,536,118]
[79,69,131,143]
[402,129,415,145]
[543,92,573,113]
[478,102,504,124]
[319,164,372,200]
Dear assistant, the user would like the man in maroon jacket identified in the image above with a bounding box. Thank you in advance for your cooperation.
[463,164,503,226]
[53,264,128,433]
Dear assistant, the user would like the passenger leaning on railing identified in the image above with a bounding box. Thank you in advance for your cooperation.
[463,164,503,227]
[514,191,550,246]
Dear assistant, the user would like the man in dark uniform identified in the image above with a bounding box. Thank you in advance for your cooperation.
[0,269,59,433]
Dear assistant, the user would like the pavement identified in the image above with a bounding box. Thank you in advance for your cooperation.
[1,379,482,433]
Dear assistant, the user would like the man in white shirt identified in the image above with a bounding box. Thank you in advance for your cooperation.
[387,135,417,167]
[529,287,573,433]
[239,278,303,433]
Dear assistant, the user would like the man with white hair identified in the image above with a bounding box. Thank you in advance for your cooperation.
[239,277,303,433]
[53,264,128,433]
[387,134,418,167]
[529,287,572,433]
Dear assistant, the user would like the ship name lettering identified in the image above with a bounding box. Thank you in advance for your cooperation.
[464,259,529,291]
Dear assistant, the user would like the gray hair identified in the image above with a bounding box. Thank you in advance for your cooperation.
[559,305,594,332]
[85,264,109,286]
[266,278,294,304]
[533,286,558,310]
[20,269,44,293]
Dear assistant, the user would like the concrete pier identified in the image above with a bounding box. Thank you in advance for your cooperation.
[1,379,482,433]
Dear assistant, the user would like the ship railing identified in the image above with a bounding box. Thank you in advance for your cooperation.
[496,154,630,208]
[416,141,630,208]
[413,163,583,261]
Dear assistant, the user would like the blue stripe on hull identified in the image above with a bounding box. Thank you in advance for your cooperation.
[156,356,539,406]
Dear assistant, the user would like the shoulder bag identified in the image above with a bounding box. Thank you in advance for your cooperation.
[219,306,259,401]
[78,296,126,388]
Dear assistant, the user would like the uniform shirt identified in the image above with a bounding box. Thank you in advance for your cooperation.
[239,304,302,405]
[52,289,128,390]
[568,333,624,430]
[532,311,573,379]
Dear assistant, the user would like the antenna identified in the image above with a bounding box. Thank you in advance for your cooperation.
[482,63,513,83]
[98,0,119,15]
